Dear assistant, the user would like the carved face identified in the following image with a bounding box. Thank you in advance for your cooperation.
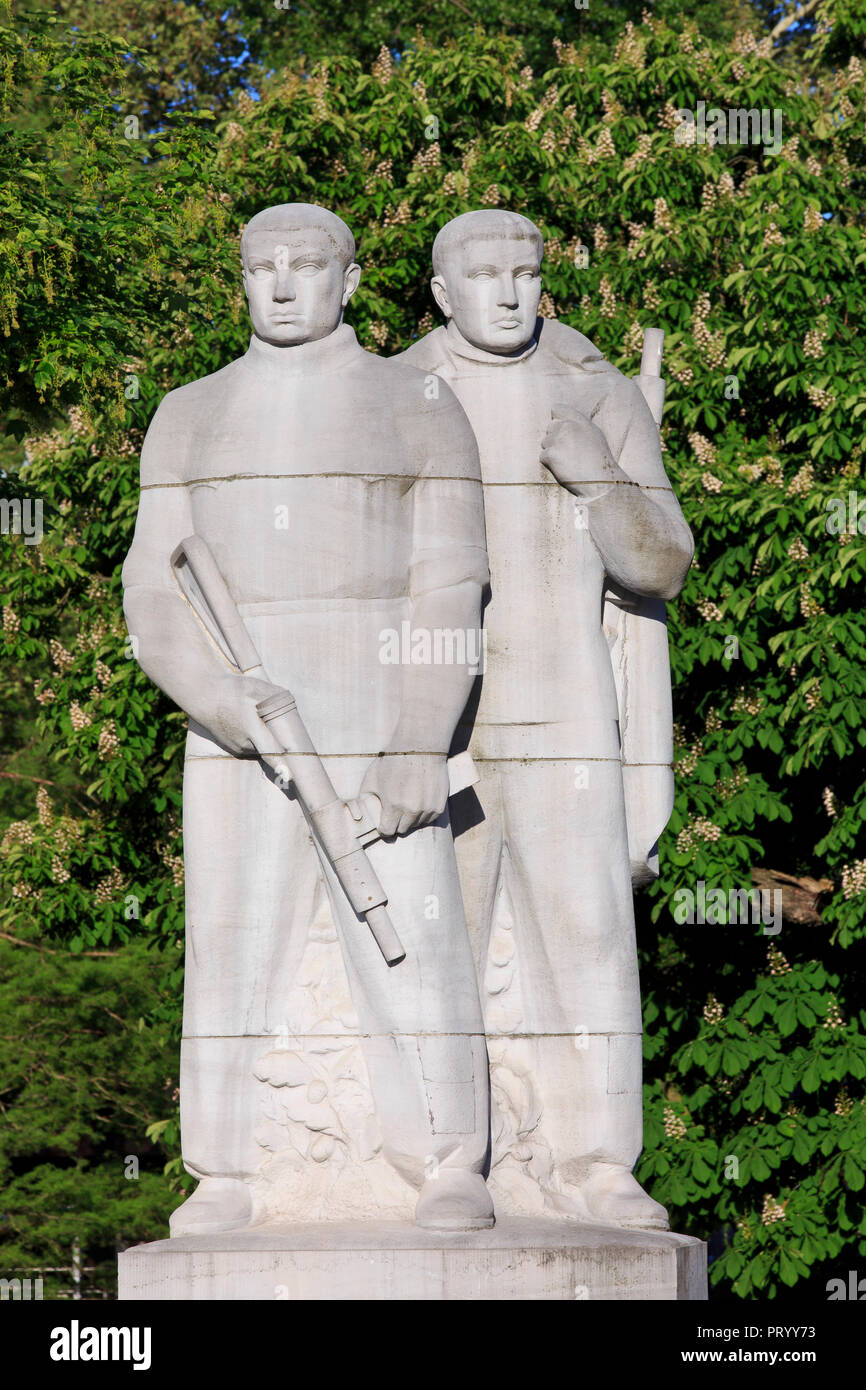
[432,234,542,354]
[242,227,360,346]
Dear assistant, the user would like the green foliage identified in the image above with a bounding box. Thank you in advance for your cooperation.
[0,934,183,1297]
[30,0,251,127]
[0,3,863,1298]
[234,0,759,77]
[0,12,223,422]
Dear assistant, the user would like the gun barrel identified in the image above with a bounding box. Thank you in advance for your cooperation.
[365,905,406,966]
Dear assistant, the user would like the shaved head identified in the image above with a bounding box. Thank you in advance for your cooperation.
[241,203,356,269]
[432,210,543,278]
[240,203,360,346]
[429,209,544,355]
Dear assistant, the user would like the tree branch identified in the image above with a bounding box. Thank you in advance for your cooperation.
[0,770,67,787]
[0,769,93,815]
[443,0,474,18]
[770,0,822,41]
[0,930,118,957]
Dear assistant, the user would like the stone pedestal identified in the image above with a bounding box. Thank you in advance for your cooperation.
[118,1220,707,1301]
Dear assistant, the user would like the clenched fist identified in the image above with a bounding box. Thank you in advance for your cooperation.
[205,673,285,756]
[360,752,450,837]
[540,402,622,495]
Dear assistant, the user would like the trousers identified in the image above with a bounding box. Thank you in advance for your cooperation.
[179,730,490,1190]
[452,754,643,1185]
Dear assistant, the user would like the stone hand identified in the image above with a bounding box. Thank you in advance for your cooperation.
[206,673,286,756]
[360,752,450,837]
[540,402,620,494]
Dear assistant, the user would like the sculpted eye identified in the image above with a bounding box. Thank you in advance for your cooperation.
[471,271,493,281]
[250,265,272,278]
[295,262,323,275]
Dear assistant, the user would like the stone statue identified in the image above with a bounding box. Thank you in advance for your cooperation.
[400,210,694,1228]
[121,203,495,1235]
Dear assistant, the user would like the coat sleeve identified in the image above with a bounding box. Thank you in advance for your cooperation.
[587,375,694,600]
[121,387,245,729]
[396,375,489,599]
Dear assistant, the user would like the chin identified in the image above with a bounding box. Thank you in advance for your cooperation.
[261,326,308,346]
[486,331,530,354]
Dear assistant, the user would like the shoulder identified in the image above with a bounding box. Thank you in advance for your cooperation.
[359,340,469,425]
[139,360,243,483]
[535,317,614,372]
[381,347,480,476]
[394,326,451,375]
[146,360,242,429]
[538,318,650,415]
[354,345,427,393]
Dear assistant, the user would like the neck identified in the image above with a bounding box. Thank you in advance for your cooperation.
[243,322,358,378]
[444,318,539,365]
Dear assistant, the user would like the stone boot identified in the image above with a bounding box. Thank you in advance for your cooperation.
[579,1163,669,1230]
[169,1177,253,1237]
[415,1170,495,1231]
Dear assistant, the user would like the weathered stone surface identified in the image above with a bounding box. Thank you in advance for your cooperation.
[122,204,494,1235]
[400,210,693,1226]
[119,1221,707,1301]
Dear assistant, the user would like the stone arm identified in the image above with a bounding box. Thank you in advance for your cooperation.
[360,384,488,836]
[384,580,484,759]
[121,394,280,754]
[361,556,485,839]
[541,378,693,601]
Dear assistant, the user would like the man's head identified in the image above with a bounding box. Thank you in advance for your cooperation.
[240,204,360,346]
[430,210,543,354]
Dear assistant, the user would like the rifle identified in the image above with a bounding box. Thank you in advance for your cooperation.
[170,535,407,966]
[605,325,675,885]
[636,326,666,426]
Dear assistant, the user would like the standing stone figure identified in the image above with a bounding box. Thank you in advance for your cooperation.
[401,210,694,1227]
[122,204,494,1234]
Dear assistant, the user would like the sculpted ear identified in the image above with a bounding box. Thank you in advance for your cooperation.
[342,262,362,305]
[430,275,452,319]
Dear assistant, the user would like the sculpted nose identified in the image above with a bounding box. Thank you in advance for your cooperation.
[273,266,296,301]
[497,274,519,307]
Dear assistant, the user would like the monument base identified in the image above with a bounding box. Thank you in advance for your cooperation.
[118,1219,707,1301]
